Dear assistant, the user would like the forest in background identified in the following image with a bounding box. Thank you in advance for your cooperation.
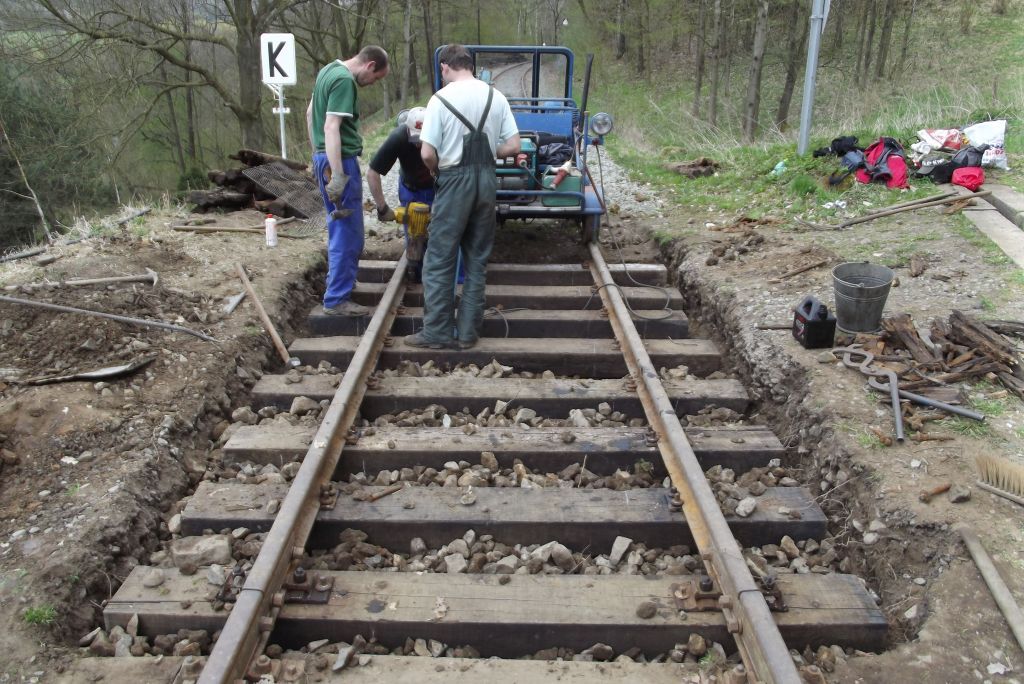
[0,0,1020,250]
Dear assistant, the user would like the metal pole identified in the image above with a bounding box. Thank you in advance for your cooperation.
[796,0,826,155]
[277,87,288,159]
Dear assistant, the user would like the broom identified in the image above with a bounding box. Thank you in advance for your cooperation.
[975,454,1024,507]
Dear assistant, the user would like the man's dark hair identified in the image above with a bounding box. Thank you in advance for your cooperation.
[357,45,389,72]
[438,44,473,71]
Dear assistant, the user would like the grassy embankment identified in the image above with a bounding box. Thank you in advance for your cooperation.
[588,5,1024,241]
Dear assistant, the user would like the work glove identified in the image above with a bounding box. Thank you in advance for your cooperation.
[376,203,396,222]
[325,169,349,204]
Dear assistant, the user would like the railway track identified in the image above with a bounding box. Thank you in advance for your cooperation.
[75,249,886,683]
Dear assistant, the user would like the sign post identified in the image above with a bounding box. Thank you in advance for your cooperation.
[260,33,297,158]
[797,0,829,155]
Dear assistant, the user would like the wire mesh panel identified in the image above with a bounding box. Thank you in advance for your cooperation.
[242,162,326,237]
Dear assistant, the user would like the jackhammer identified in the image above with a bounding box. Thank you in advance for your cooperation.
[393,202,431,283]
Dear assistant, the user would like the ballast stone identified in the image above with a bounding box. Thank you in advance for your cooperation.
[170,535,233,568]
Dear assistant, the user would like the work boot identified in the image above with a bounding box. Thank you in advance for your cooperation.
[404,332,449,350]
[323,300,371,317]
[454,338,477,350]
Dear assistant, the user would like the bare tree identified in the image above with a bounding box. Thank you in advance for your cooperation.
[708,0,723,127]
[874,0,897,79]
[775,0,807,129]
[615,0,626,59]
[892,0,916,78]
[742,0,769,141]
[692,0,707,118]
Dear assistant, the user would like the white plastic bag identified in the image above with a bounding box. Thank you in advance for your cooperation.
[982,146,1009,170]
[963,119,1006,146]
[963,120,1009,170]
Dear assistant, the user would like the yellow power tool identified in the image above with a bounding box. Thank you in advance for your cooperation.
[394,202,431,283]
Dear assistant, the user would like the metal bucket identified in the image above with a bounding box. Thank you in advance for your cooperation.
[832,262,894,333]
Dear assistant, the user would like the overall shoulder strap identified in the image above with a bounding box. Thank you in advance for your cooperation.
[476,87,494,130]
[434,94,475,132]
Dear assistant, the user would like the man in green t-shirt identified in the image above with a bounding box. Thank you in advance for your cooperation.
[306,45,389,316]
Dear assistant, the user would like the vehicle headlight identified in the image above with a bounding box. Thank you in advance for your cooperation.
[396,109,410,127]
[590,112,613,136]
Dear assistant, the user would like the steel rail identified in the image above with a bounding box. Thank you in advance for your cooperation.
[587,243,800,684]
[198,255,409,684]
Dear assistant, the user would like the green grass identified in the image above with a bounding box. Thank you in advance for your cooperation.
[856,430,886,450]
[22,605,56,625]
[941,416,993,438]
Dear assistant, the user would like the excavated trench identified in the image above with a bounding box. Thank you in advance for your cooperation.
[661,237,953,649]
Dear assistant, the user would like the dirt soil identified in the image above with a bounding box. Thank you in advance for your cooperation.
[4,167,1023,683]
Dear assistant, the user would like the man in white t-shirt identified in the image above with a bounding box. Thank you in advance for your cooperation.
[405,44,521,350]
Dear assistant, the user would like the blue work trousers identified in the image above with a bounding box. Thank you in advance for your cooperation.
[314,153,364,309]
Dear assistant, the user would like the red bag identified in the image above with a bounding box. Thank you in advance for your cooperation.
[855,137,909,190]
[952,166,984,191]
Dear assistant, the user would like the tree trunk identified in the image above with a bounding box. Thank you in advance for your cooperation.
[892,0,916,78]
[708,0,723,127]
[378,0,393,118]
[615,0,626,59]
[832,0,844,52]
[854,0,870,78]
[160,62,187,175]
[400,0,413,109]
[230,0,264,150]
[636,0,649,73]
[775,0,806,130]
[722,0,735,98]
[692,0,707,118]
[422,0,435,91]
[181,0,198,166]
[742,0,769,141]
[860,0,877,86]
[874,0,897,79]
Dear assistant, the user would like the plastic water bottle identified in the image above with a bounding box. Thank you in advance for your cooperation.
[264,214,278,247]
[771,161,787,176]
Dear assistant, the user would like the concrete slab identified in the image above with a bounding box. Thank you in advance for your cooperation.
[962,205,1024,270]
[986,184,1024,229]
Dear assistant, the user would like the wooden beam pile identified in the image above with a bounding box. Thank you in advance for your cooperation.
[861,310,1024,401]
[188,148,310,215]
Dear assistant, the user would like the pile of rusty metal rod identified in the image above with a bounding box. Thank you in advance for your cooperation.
[832,310,1024,439]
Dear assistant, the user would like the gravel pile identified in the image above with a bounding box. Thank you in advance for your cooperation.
[344,455,660,490]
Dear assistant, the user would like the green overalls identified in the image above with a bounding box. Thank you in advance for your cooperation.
[420,87,498,346]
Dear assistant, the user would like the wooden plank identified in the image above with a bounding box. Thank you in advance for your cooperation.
[224,425,784,476]
[55,656,694,684]
[348,282,683,311]
[358,260,668,286]
[106,569,888,654]
[251,375,747,417]
[307,306,689,339]
[180,481,825,549]
[289,336,720,377]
